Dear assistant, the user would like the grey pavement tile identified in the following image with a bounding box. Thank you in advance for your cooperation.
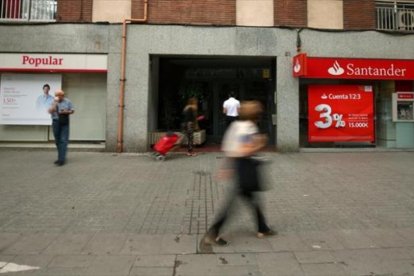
[333,229,378,249]
[216,233,273,253]
[11,254,54,269]
[267,233,309,252]
[332,249,382,264]
[160,234,197,255]
[44,233,93,255]
[175,254,218,273]
[339,258,413,276]
[81,233,128,255]
[298,231,345,250]
[0,233,22,252]
[379,260,414,275]
[120,234,162,255]
[397,228,414,246]
[371,247,414,260]
[294,251,336,264]
[300,263,349,276]
[85,255,136,276]
[256,252,304,276]
[129,266,174,276]
[331,249,393,275]
[28,267,88,276]
[216,253,257,266]
[209,265,261,276]
[3,234,59,255]
[134,255,175,267]
[48,255,96,268]
[0,255,16,264]
[363,228,409,248]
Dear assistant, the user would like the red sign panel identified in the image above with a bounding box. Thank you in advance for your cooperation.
[397,92,414,99]
[293,53,307,77]
[292,54,414,80]
[308,85,374,142]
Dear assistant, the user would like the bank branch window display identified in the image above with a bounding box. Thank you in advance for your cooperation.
[294,53,414,148]
[308,85,375,142]
[0,73,61,125]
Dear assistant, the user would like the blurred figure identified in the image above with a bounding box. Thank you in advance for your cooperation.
[182,97,198,157]
[223,92,240,128]
[203,100,276,246]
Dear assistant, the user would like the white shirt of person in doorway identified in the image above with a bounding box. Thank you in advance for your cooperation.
[223,97,240,117]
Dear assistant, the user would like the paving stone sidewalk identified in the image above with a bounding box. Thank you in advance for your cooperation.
[1,150,414,275]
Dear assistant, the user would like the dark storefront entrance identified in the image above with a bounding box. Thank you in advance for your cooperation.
[155,56,276,145]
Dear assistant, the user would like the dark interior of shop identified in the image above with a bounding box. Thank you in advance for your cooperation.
[156,56,276,145]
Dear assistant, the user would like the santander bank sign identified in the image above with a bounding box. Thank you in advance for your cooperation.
[293,53,414,80]
[327,60,407,78]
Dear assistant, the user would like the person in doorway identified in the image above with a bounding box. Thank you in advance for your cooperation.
[36,84,54,112]
[223,92,240,128]
[48,90,74,166]
[182,97,198,157]
[203,100,275,246]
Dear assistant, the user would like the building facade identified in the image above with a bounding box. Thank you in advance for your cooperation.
[0,0,413,151]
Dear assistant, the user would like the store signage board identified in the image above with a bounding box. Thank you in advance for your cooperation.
[0,74,62,125]
[308,85,375,142]
[293,54,414,80]
[0,54,107,73]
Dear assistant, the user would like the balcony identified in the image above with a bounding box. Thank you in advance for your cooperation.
[0,0,56,22]
[376,2,414,32]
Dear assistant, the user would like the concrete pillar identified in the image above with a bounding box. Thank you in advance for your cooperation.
[123,53,149,152]
[276,56,299,152]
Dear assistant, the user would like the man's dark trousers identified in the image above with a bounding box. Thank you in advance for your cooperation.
[52,119,69,163]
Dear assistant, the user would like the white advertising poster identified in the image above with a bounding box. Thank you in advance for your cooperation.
[0,74,62,125]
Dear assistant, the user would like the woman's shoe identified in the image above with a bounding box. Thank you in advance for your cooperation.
[215,237,229,246]
[202,232,229,246]
[257,229,277,239]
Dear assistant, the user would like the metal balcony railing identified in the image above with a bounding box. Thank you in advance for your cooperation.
[0,0,56,22]
[376,2,414,31]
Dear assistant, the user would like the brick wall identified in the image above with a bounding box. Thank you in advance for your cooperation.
[57,0,93,22]
[274,0,307,27]
[132,0,236,25]
[343,0,375,29]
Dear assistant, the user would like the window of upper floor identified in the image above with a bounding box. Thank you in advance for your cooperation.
[376,0,414,31]
[1,0,56,22]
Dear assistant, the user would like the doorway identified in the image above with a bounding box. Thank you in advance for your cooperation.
[153,56,276,146]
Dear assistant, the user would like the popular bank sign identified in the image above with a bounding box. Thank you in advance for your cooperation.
[0,53,107,73]
[293,53,414,80]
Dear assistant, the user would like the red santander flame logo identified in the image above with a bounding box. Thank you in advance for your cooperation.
[294,59,301,73]
[328,61,345,76]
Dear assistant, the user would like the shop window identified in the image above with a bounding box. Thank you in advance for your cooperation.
[0,0,56,22]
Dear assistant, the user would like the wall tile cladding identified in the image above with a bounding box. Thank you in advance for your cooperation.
[57,0,93,22]
[57,0,376,30]
[132,0,236,25]
[343,0,376,29]
[274,0,307,27]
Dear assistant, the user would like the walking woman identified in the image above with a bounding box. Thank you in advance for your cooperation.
[203,100,275,246]
[182,97,198,156]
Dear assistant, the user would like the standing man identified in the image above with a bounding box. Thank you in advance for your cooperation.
[223,92,240,128]
[36,84,54,112]
[48,90,74,166]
